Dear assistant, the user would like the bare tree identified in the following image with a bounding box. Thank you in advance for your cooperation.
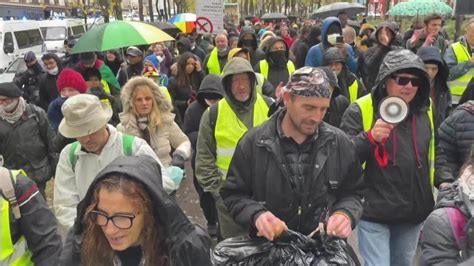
[149,0,154,21]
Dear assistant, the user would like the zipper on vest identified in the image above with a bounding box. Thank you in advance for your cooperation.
[297,203,302,231]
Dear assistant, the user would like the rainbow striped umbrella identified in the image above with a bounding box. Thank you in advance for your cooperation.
[72,21,175,54]
[169,13,196,34]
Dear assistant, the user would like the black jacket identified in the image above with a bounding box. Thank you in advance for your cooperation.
[341,49,435,224]
[117,61,144,87]
[167,71,205,124]
[38,55,63,111]
[13,63,44,105]
[9,172,62,266]
[417,46,452,130]
[253,37,292,89]
[237,29,266,67]
[183,74,224,151]
[59,155,212,265]
[420,182,474,265]
[220,108,364,235]
[0,103,56,184]
[436,102,474,186]
[360,22,403,90]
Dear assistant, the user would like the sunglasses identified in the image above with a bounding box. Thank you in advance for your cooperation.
[390,75,421,87]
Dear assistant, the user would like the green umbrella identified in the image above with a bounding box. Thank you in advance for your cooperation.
[388,0,452,17]
[72,21,175,54]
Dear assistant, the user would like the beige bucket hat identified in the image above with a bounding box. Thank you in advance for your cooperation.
[59,94,113,138]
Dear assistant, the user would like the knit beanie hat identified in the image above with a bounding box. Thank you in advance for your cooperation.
[144,54,161,69]
[56,68,88,93]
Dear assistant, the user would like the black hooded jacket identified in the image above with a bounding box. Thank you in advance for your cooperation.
[38,54,63,110]
[237,29,266,67]
[183,74,225,151]
[253,37,292,89]
[417,46,452,130]
[341,49,435,224]
[59,155,212,266]
[361,22,403,90]
[177,37,206,62]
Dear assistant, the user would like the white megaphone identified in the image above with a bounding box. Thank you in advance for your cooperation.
[378,96,409,124]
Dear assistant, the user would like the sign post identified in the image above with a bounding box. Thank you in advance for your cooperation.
[196,0,224,34]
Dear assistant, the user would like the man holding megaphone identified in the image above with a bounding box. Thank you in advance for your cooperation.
[341,49,435,266]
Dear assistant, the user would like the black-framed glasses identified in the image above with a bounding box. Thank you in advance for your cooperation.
[390,75,421,87]
[90,210,139,229]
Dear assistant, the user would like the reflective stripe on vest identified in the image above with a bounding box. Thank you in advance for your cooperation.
[214,94,269,178]
[447,42,474,98]
[255,73,265,94]
[0,170,33,266]
[348,79,359,103]
[354,95,435,186]
[207,48,222,75]
[259,60,296,80]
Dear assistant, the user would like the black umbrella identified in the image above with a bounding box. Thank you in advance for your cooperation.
[148,21,181,38]
[261,13,288,21]
[312,2,366,19]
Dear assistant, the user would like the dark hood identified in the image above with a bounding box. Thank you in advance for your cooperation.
[372,49,430,112]
[323,47,345,66]
[417,46,449,89]
[321,17,342,49]
[436,181,471,218]
[238,29,258,50]
[374,21,397,46]
[70,155,211,263]
[222,57,256,109]
[264,36,289,62]
[196,74,225,104]
[177,37,192,51]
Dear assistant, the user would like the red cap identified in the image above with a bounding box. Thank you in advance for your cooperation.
[56,68,88,94]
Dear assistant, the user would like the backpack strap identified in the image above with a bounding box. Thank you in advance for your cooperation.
[0,167,20,219]
[445,207,468,252]
[69,141,80,172]
[122,134,134,156]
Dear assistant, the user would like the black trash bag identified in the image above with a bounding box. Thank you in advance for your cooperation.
[212,230,359,266]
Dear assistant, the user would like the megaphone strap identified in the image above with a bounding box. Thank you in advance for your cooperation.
[368,129,389,168]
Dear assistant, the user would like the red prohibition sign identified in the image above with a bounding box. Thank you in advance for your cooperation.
[196,16,214,33]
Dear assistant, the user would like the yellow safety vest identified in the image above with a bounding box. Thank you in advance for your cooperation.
[348,79,359,103]
[355,94,435,186]
[255,73,265,95]
[160,86,172,103]
[447,42,474,103]
[207,48,222,75]
[0,170,33,266]
[259,59,295,80]
[214,94,269,178]
[100,80,112,108]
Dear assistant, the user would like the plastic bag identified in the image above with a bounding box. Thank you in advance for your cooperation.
[212,230,359,266]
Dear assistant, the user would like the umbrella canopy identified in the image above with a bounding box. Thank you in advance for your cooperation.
[169,13,196,33]
[72,21,174,54]
[388,0,452,16]
[312,2,366,19]
[260,13,288,21]
[148,21,181,37]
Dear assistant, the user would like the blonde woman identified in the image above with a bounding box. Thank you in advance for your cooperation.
[118,77,191,184]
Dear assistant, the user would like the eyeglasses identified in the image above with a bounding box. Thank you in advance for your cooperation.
[390,75,421,87]
[90,210,139,229]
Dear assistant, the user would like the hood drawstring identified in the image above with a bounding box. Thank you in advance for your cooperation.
[412,115,422,168]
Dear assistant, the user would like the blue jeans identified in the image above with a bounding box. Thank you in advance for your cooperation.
[358,220,422,266]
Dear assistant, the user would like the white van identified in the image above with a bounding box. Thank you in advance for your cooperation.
[39,19,85,53]
[0,20,44,71]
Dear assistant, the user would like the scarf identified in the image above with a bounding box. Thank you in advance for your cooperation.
[0,97,26,124]
[137,116,151,145]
